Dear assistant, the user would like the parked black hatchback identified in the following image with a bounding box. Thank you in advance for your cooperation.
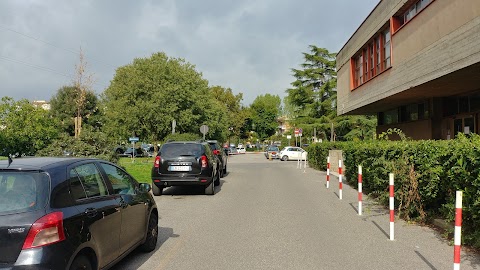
[0,157,158,270]
[151,141,220,196]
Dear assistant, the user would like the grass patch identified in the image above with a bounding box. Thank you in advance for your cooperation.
[0,157,7,160]
[119,157,154,184]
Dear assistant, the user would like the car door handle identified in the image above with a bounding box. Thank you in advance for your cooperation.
[84,208,98,218]
[119,199,128,209]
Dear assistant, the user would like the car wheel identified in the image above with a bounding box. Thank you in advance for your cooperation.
[70,255,93,270]
[140,213,158,252]
[214,171,221,186]
[205,179,215,195]
[152,183,163,196]
[282,155,289,161]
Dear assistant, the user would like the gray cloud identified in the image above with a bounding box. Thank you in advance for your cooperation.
[0,0,379,105]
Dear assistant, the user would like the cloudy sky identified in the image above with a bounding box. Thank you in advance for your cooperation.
[0,0,379,105]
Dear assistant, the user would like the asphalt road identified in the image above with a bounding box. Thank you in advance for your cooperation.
[113,153,480,270]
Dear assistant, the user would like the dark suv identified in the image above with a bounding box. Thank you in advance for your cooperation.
[0,157,158,270]
[206,140,227,178]
[151,141,220,196]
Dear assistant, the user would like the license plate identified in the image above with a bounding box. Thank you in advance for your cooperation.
[168,166,191,172]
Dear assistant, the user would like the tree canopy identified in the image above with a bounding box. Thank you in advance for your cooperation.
[0,97,59,156]
[49,85,100,135]
[250,94,281,140]
[102,52,230,143]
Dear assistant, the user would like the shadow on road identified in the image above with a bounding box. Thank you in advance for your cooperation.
[348,202,359,214]
[372,220,390,239]
[414,250,438,270]
[111,226,178,270]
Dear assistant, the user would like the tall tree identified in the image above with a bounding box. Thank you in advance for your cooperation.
[102,52,226,143]
[209,85,247,140]
[287,45,337,119]
[49,86,99,135]
[0,97,59,156]
[250,94,281,140]
[73,48,95,138]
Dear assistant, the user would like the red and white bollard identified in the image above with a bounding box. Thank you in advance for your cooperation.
[358,165,363,215]
[338,160,343,200]
[454,191,463,270]
[389,173,395,241]
[326,157,330,189]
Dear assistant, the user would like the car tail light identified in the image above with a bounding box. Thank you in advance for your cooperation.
[22,212,65,249]
[154,156,161,168]
[213,150,220,155]
[201,155,208,168]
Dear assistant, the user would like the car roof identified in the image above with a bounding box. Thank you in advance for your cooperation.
[0,157,99,171]
[164,141,206,144]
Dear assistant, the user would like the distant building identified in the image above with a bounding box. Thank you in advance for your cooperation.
[32,100,51,110]
[276,116,290,135]
[336,0,480,140]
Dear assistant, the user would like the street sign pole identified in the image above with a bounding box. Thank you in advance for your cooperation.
[129,136,140,163]
[132,140,135,163]
[200,125,209,140]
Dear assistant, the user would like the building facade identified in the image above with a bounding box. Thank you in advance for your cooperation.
[336,0,480,140]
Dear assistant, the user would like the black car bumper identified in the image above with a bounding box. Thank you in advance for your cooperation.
[152,176,214,188]
[0,246,69,270]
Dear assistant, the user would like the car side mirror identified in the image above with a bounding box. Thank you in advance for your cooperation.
[138,183,151,193]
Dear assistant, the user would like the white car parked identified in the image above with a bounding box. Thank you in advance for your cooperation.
[279,147,307,161]
[236,147,246,154]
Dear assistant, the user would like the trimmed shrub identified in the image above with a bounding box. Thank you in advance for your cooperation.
[308,134,480,248]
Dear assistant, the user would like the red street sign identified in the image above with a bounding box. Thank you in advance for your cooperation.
[294,129,299,134]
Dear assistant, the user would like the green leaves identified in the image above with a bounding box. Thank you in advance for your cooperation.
[250,94,281,140]
[309,134,480,248]
[0,97,60,156]
[102,52,227,143]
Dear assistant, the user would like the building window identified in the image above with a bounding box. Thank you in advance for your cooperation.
[384,29,391,69]
[354,53,363,87]
[363,49,368,81]
[393,0,434,31]
[384,108,398,125]
[369,43,375,78]
[376,37,381,72]
[351,24,391,90]
[404,0,432,23]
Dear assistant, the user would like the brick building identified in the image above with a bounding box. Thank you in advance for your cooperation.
[336,0,480,139]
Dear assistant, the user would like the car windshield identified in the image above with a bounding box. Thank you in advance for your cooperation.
[160,143,203,158]
[0,171,50,215]
[268,146,279,151]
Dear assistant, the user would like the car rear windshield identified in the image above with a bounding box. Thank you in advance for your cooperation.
[0,171,50,215]
[160,143,203,158]
[268,147,279,151]
[208,143,219,150]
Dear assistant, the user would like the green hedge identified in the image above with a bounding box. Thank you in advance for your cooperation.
[307,134,480,248]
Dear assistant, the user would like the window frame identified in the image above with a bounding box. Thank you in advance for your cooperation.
[351,24,391,90]
[98,162,137,196]
[393,0,434,33]
[68,162,110,201]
